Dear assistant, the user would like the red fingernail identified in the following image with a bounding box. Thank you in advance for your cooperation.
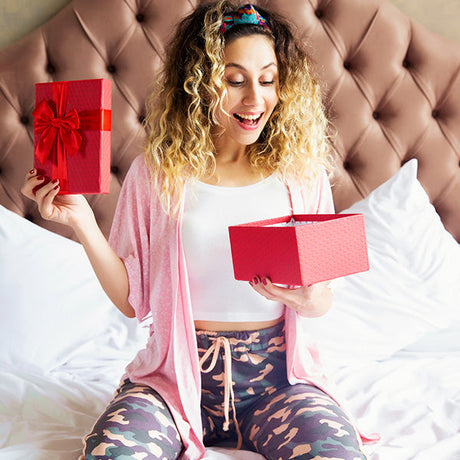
[262,278,267,286]
[53,184,60,190]
[252,277,259,285]
[36,175,44,181]
[52,179,59,184]
[29,169,35,174]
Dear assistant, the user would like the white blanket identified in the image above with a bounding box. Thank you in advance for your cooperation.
[1,160,459,459]
[1,339,459,459]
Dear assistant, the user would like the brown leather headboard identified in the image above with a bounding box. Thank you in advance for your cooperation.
[1,0,459,242]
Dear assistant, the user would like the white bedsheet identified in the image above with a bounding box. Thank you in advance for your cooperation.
[336,348,460,459]
[1,162,459,459]
[1,335,459,460]
[0,362,262,460]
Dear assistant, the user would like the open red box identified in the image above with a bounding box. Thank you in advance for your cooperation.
[33,78,112,195]
[228,214,369,286]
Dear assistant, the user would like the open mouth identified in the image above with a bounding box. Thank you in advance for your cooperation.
[233,112,263,126]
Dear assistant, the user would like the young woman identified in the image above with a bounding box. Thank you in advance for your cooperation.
[22,2,369,459]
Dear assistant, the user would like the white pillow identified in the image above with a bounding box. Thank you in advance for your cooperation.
[304,159,460,370]
[0,206,260,460]
[0,206,145,373]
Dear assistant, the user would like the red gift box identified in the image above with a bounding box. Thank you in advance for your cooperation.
[33,78,112,194]
[228,214,369,286]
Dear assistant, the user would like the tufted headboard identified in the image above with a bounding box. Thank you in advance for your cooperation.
[0,0,459,242]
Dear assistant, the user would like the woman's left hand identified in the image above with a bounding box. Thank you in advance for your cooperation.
[249,276,332,318]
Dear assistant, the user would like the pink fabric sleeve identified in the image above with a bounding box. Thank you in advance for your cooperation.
[315,169,335,214]
[291,168,335,214]
[108,155,152,322]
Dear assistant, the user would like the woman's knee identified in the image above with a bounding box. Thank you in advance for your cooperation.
[82,380,182,460]
[243,384,365,459]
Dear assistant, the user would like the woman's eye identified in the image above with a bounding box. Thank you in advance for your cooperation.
[225,77,276,86]
[226,79,244,86]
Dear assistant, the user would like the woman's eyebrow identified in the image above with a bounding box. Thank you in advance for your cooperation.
[225,62,278,71]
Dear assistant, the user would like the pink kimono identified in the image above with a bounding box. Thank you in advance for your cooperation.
[109,155,376,459]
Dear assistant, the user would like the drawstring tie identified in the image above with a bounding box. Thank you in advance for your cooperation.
[199,336,243,450]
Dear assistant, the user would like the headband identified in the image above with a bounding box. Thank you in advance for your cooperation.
[220,4,271,34]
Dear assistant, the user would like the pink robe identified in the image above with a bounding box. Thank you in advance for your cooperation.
[109,155,377,459]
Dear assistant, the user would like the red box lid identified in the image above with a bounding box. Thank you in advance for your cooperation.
[33,78,112,195]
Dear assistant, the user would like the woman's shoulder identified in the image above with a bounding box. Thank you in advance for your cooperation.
[117,154,154,204]
[122,154,173,217]
[283,165,330,189]
[128,154,150,177]
[122,154,152,189]
[283,165,334,213]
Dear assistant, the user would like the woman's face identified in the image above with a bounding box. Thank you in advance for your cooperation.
[215,34,279,151]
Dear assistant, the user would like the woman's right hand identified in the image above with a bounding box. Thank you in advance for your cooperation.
[21,169,93,230]
[22,168,134,318]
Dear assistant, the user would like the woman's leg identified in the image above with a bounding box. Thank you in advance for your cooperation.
[241,383,366,460]
[81,379,183,460]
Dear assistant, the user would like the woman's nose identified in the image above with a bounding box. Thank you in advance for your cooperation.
[243,82,262,105]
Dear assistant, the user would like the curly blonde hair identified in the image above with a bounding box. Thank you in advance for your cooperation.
[144,0,333,215]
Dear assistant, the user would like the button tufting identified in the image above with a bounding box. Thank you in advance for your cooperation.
[402,58,410,68]
[107,64,116,74]
[46,63,55,74]
[111,165,119,175]
[136,13,145,22]
[315,9,324,19]
[343,161,352,171]
[24,213,34,222]
[0,166,2,174]
[138,114,146,124]
[343,61,352,71]
[372,111,380,120]
[432,109,440,118]
[20,115,29,125]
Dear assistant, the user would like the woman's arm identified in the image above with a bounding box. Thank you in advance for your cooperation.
[21,170,135,318]
[249,276,332,318]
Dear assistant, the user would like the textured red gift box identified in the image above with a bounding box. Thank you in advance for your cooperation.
[229,214,369,286]
[33,78,112,194]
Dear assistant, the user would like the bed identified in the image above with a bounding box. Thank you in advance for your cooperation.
[0,0,459,459]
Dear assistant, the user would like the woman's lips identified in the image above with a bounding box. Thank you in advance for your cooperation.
[233,112,263,130]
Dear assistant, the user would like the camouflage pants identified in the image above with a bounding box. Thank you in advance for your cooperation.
[81,321,365,459]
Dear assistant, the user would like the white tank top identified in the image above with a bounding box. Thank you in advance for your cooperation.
[182,174,291,322]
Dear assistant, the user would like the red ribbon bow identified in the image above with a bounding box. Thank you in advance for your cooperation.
[33,81,111,192]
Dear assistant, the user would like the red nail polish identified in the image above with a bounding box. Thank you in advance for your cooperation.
[29,169,35,175]
[36,175,44,181]
[262,278,267,286]
[252,277,259,285]
[52,179,59,184]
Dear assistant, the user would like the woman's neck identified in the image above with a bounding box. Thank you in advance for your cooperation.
[202,150,269,187]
